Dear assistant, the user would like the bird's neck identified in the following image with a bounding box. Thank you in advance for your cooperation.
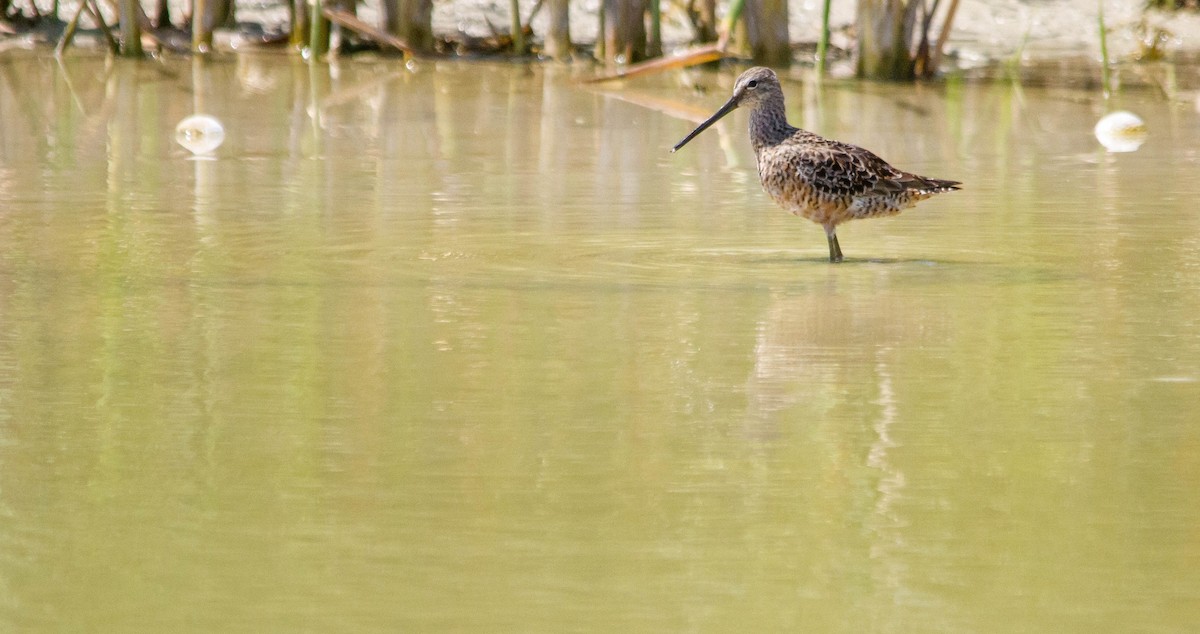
[748,96,797,150]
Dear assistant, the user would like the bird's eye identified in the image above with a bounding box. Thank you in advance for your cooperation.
[747,80,758,89]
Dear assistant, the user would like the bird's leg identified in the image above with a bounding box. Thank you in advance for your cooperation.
[825,225,844,263]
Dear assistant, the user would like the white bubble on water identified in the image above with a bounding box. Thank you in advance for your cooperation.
[176,114,226,156]
[1094,111,1147,153]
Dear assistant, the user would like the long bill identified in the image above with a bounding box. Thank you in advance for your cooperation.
[670,96,739,153]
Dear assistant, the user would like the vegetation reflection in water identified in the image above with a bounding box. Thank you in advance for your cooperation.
[0,55,1198,631]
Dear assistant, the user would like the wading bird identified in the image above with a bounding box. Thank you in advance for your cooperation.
[672,67,960,263]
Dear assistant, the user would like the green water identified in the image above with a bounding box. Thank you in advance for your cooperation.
[1,53,1198,631]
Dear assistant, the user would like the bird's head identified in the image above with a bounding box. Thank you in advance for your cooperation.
[672,67,783,153]
[728,67,782,109]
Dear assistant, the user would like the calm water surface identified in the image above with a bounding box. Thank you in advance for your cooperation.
[1,53,1198,631]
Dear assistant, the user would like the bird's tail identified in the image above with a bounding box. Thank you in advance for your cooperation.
[921,177,961,193]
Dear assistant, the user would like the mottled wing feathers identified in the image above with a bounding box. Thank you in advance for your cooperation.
[799,140,956,199]
[796,146,892,198]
